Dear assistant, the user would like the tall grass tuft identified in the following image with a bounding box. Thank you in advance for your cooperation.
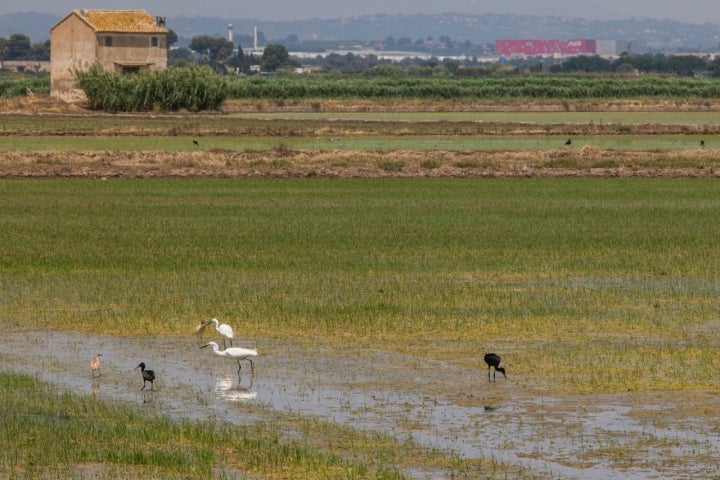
[74,64,228,112]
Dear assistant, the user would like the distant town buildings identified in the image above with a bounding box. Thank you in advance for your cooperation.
[495,39,597,57]
[494,39,622,58]
[494,38,650,59]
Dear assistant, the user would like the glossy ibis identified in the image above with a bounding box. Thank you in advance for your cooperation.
[484,353,506,382]
[134,362,155,391]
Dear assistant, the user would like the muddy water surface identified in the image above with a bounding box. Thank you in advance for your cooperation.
[1,329,719,479]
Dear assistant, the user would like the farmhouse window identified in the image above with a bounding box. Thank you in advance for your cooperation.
[151,36,158,47]
[104,36,113,47]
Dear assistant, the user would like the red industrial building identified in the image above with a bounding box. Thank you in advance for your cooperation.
[495,39,597,57]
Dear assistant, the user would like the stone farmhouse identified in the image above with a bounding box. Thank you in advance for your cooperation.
[50,9,168,99]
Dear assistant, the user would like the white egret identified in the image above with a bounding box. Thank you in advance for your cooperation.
[134,362,156,390]
[207,318,234,348]
[91,353,102,377]
[200,341,257,374]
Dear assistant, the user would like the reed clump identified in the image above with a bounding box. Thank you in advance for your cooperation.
[74,63,228,112]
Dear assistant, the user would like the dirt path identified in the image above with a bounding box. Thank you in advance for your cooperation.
[2,148,719,178]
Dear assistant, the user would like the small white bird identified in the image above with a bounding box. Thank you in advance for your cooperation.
[200,341,257,374]
[91,353,102,377]
[208,318,234,348]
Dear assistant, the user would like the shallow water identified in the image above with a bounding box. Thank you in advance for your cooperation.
[1,329,719,479]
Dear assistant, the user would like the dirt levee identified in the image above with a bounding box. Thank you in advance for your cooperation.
[2,148,718,178]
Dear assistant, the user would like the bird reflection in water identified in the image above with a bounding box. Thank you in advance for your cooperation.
[215,375,257,401]
[141,391,155,404]
[91,382,100,398]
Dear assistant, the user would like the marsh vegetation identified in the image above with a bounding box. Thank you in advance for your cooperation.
[1,97,719,478]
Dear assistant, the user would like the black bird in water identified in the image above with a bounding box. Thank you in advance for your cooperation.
[700,139,705,148]
[134,362,155,391]
[192,140,199,146]
[564,138,572,145]
[483,353,506,382]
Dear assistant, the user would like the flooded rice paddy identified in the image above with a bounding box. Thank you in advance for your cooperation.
[1,329,719,479]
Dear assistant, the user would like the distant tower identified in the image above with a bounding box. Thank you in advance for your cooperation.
[228,24,233,43]
[254,26,258,50]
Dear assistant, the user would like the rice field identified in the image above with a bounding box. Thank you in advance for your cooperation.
[2,178,718,392]
[0,133,716,152]
[0,370,416,479]
[1,101,720,478]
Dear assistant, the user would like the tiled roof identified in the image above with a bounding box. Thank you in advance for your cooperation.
[72,9,168,34]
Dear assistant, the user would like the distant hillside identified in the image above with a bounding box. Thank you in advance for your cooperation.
[3,11,719,52]
[163,13,720,51]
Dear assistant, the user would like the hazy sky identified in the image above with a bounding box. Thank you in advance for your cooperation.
[2,0,719,24]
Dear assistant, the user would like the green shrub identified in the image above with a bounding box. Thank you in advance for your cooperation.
[74,64,228,112]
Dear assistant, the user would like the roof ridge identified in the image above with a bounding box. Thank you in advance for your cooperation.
[67,9,168,34]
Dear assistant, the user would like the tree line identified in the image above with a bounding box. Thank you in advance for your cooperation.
[0,34,50,63]
[4,26,720,78]
[556,53,720,76]
[171,35,298,74]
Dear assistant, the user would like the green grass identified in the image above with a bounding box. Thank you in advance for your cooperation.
[0,370,415,479]
[2,109,719,136]
[1,178,719,394]
[226,75,720,100]
[231,110,720,125]
[0,72,50,97]
[0,134,713,152]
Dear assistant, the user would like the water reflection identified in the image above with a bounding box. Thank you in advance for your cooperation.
[215,374,257,401]
[141,391,155,404]
[1,330,717,479]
